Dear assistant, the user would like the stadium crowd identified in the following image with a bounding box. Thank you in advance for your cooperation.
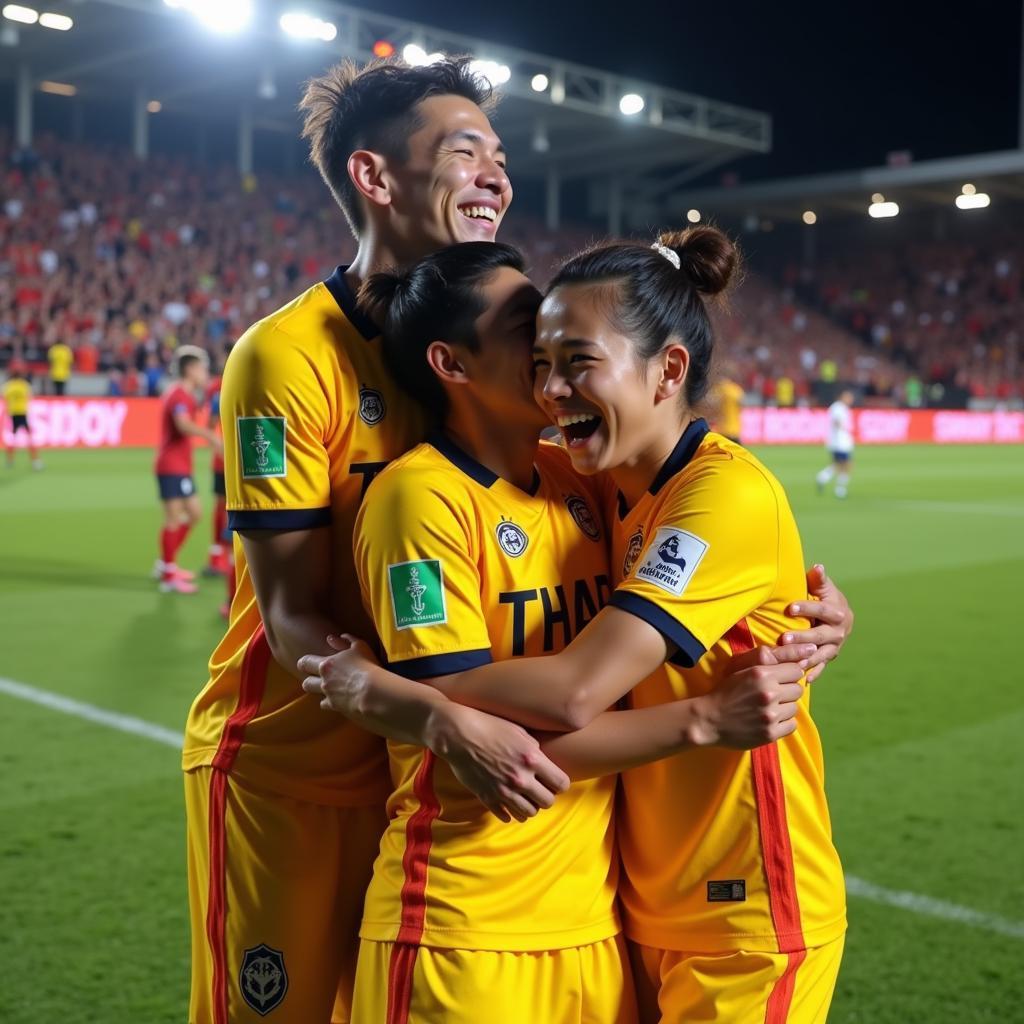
[2,132,1019,406]
[783,229,1024,403]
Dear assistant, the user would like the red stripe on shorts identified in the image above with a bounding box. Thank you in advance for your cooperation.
[211,624,271,773]
[205,768,230,1024]
[765,948,808,1024]
[385,751,441,1023]
[205,626,272,1024]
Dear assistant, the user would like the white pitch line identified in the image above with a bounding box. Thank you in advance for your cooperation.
[844,875,1024,940]
[0,676,183,749]
[2,675,1022,941]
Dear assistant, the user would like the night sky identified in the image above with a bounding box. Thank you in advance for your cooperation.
[372,0,1022,183]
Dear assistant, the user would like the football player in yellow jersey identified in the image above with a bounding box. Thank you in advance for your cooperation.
[3,369,43,470]
[708,364,745,444]
[306,229,850,1023]
[300,242,818,1024]
[182,59,577,1024]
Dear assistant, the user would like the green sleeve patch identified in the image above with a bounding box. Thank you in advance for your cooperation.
[387,559,447,630]
[237,416,287,478]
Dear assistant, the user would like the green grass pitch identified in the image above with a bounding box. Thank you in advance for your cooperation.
[1,444,1022,1022]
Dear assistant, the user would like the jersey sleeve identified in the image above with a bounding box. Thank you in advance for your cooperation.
[169,387,193,418]
[354,472,493,680]
[222,324,334,531]
[610,458,780,667]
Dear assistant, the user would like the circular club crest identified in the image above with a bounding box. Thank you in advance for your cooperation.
[495,520,529,558]
[358,386,386,426]
[565,495,601,542]
[623,529,645,577]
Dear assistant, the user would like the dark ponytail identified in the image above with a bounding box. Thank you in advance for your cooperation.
[358,242,526,420]
[547,225,740,406]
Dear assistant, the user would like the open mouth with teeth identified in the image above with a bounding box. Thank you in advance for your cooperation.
[458,204,498,223]
[556,412,603,447]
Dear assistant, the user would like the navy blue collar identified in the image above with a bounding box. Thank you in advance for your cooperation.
[617,417,710,519]
[429,430,541,497]
[649,418,710,495]
[323,265,378,342]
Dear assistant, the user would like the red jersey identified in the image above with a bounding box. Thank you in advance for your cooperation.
[155,383,197,476]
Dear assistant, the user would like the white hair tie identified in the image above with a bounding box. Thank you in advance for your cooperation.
[651,241,681,269]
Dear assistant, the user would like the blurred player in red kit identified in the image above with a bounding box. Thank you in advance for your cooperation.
[154,346,222,593]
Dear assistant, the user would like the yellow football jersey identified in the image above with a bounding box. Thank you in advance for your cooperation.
[48,343,74,381]
[713,378,744,439]
[183,267,426,805]
[4,378,30,416]
[609,418,846,953]
[354,436,619,951]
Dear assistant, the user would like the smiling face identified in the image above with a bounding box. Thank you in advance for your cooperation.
[384,94,512,256]
[533,283,688,475]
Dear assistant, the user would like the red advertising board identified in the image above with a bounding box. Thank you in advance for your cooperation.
[1,398,162,449]
[2,398,1022,448]
[740,407,1024,445]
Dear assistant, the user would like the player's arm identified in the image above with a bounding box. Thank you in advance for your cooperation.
[538,645,805,780]
[172,408,221,448]
[317,462,817,732]
[299,637,568,822]
[299,474,570,821]
[224,331,350,675]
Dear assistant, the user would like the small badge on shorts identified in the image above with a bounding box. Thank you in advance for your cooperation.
[707,879,746,902]
[358,386,386,426]
[239,943,288,1015]
[237,417,287,479]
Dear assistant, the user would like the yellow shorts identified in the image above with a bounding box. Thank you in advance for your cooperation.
[629,935,845,1024]
[185,766,387,1024]
[352,935,638,1024]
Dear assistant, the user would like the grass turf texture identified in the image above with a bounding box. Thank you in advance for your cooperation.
[1,444,1022,1022]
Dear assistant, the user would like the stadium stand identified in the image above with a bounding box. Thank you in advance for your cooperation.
[3,132,1018,408]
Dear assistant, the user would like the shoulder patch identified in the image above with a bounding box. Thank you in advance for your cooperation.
[237,416,287,478]
[388,559,447,630]
[632,526,709,597]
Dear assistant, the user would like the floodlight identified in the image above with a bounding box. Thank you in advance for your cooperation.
[868,200,899,218]
[373,39,395,57]
[802,210,817,225]
[686,209,700,223]
[39,11,71,29]
[619,93,644,115]
[470,59,511,87]
[147,100,162,113]
[39,80,76,96]
[531,73,549,92]
[2,4,38,23]
[402,43,443,66]
[164,0,251,34]
[955,192,990,210]
[280,12,336,42]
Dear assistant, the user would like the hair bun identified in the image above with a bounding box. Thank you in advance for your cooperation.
[357,269,407,326]
[656,226,739,297]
